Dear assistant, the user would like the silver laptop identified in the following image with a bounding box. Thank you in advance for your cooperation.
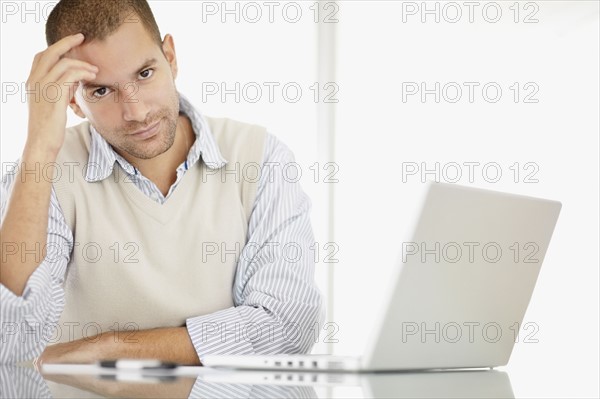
[202,182,562,372]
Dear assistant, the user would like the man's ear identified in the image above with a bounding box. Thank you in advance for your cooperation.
[69,94,86,119]
[161,34,178,79]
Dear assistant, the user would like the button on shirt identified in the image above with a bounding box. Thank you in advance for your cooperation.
[0,93,325,363]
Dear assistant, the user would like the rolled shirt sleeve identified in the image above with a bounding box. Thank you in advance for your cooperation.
[186,133,325,362]
[1,168,72,364]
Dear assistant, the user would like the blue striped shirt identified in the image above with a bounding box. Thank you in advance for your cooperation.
[0,93,324,364]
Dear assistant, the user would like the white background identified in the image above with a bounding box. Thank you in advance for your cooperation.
[1,1,598,398]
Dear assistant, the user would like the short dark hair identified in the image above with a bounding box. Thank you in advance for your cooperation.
[46,0,162,47]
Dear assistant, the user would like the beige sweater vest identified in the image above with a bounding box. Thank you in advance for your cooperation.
[52,118,266,342]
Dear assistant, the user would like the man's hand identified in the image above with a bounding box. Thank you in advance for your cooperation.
[26,33,97,155]
[34,335,104,368]
[34,327,201,369]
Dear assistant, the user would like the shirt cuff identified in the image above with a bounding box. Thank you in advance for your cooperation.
[0,260,54,318]
[0,262,57,362]
[186,305,275,364]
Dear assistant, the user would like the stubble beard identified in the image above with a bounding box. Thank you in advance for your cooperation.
[97,94,180,161]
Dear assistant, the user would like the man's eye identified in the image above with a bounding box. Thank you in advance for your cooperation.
[93,87,109,98]
[139,69,154,79]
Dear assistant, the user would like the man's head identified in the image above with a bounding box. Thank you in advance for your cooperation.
[46,0,181,162]
[46,0,162,48]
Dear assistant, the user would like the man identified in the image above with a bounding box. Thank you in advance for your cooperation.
[0,0,324,366]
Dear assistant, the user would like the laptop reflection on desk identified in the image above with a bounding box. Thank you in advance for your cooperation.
[197,368,514,399]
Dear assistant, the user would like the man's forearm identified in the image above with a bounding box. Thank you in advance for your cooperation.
[39,326,202,366]
[102,326,201,365]
[2,33,98,296]
[1,142,58,296]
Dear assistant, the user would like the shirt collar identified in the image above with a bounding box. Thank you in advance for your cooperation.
[85,92,227,182]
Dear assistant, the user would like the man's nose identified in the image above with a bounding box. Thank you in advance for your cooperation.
[121,90,150,122]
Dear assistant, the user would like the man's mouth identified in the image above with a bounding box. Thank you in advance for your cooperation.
[130,120,161,139]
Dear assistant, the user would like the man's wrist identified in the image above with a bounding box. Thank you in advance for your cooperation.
[23,137,62,162]
[93,331,119,360]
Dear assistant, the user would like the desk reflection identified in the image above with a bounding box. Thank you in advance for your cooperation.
[361,370,514,398]
[0,365,514,399]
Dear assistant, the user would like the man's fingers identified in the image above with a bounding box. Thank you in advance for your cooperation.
[48,32,85,57]
[34,33,90,74]
[29,54,98,97]
[45,57,98,85]
[57,69,98,103]
[27,58,97,105]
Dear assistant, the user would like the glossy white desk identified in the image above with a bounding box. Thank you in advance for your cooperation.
[1,364,514,398]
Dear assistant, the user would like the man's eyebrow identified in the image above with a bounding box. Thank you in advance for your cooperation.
[81,58,158,90]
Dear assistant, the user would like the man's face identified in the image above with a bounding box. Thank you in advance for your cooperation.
[68,21,180,161]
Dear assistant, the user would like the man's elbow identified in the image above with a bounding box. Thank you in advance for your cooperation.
[290,295,326,354]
